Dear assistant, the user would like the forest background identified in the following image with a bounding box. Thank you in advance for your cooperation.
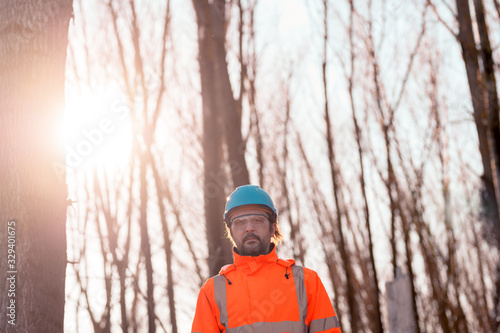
[1,0,500,332]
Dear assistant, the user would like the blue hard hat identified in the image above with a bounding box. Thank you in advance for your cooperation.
[224,185,277,223]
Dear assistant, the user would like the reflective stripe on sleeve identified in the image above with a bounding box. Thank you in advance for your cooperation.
[213,275,229,330]
[309,316,340,332]
[291,265,308,325]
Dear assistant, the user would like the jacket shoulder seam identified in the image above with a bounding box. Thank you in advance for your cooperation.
[276,258,295,267]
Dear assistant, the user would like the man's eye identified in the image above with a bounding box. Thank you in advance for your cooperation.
[234,219,247,227]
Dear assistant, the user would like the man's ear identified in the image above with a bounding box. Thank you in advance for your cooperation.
[270,222,277,234]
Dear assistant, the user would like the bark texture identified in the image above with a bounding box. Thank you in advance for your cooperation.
[193,0,234,276]
[0,1,73,332]
[456,0,500,327]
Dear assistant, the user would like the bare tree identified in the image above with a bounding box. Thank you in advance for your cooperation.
[322,1,360,330]
[66,0,182,331]
[192,0,233,277]
[455,0,500,327]
[0,1,73,332]
[343,1,383,331]
[192,0,253,276]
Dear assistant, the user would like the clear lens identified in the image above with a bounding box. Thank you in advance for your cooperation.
[231,214,268,229]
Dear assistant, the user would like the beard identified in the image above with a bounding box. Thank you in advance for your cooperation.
[238,233,269,256]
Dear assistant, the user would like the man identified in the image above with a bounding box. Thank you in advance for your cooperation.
[192,184,341,333]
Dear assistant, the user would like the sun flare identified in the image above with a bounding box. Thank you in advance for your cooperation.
[61,90,132,173]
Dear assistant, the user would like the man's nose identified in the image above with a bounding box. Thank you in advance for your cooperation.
[244,221,255,232]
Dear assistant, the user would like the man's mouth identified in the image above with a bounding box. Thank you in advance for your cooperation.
[244,236,259,243]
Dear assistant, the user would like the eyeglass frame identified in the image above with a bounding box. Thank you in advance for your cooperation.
[229,213,270,230]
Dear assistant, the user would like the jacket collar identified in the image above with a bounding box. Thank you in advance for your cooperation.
[233,244,277,268]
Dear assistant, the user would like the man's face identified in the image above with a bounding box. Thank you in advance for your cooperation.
[229,208,276,256]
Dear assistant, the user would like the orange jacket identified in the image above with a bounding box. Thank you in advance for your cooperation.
[192,247,341,332]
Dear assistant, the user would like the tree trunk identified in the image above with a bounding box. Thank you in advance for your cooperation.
[474,0,500,234]
[209,0,250,188]
[193,0,233,277]
[139,153,156,333]
[152,159,178,333]
[456,0,500,327]
[0,1,72,332]
[455,0,500,228]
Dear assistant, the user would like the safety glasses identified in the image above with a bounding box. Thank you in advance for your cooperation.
[230,214,269,230]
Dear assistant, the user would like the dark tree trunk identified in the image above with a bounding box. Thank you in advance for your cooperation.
[474,0,500,326]
[456,0,500,228]
[193,0,233,277]
[208,0,250,188]
[456,0,500,327]
[139,153,156,333]
[0,1,73,332]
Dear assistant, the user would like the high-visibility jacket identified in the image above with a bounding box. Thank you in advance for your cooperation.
[192,246,341,332]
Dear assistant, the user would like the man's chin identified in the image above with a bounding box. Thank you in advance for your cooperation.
[241,242,264,256]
